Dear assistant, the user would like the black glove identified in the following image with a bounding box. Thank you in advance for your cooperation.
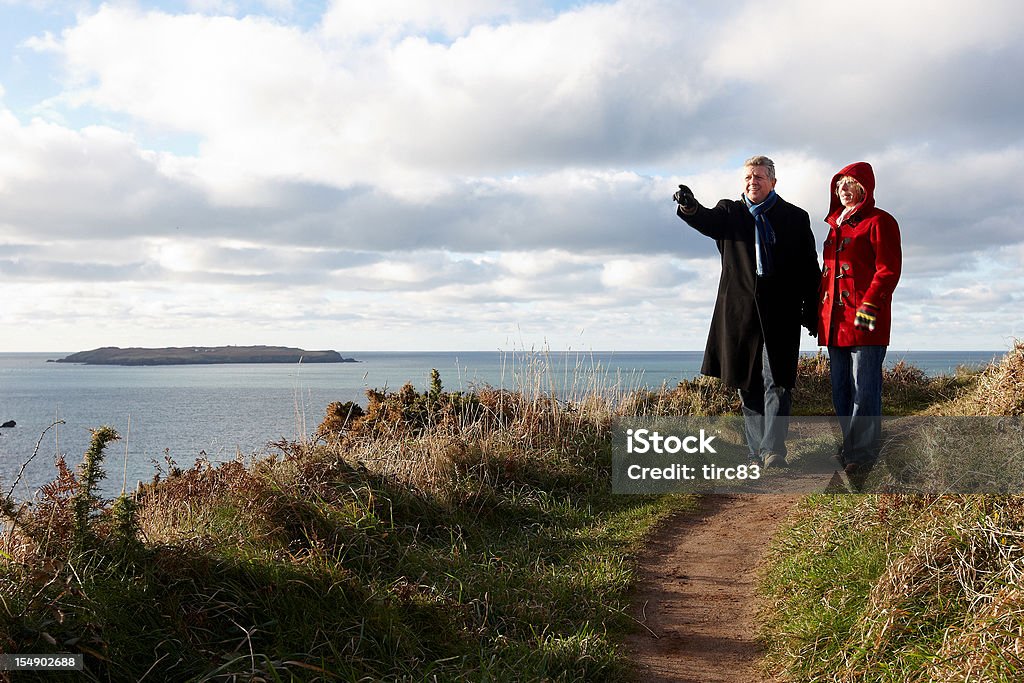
[673,184,697,212]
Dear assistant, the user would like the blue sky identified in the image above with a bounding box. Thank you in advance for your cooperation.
[0,0,1021,353]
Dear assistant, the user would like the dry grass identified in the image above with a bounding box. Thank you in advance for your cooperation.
[924,498,1024,681]
[846,497,1024,677]
[924,340,1024,416]
[762,494,1024,681]
[0,359,692,680]
[763,341,1024,681]
[5,344,1022,680]
[929,582,1024,681]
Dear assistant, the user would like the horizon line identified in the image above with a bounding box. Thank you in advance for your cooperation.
[0,348,1010,355]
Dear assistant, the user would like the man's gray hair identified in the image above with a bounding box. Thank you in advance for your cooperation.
[744,155,776,181]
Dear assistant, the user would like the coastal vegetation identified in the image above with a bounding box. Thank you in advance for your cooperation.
[761,341,1024,681]
[0,343,1021,680]
[0,363,684,680]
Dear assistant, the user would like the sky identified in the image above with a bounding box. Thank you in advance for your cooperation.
[0,0,1021,353]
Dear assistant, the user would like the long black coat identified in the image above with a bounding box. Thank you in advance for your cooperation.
[678,196,820,391]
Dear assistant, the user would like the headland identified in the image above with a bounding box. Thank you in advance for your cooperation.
[51,345,357,366]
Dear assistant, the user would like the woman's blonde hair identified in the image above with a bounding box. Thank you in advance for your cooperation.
[835,175,865,198]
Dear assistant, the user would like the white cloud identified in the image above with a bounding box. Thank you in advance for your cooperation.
[186,0,239,15]
[698,0,1024,153]
[319,0,517,41]
[600,257,691,290]
[29,1,710,196]
[0,0,1022,352]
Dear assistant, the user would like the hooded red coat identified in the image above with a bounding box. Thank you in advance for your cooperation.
[818,162,901,347]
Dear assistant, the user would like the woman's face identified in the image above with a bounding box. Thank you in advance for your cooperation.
[836,177,864,208]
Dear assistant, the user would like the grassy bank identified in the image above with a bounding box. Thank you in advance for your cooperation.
[760,341,1024,681]
[1,368,698,681]
[1,346,1019,680]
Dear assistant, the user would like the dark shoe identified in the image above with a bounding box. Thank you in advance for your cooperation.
[747,453,763,467]
[839,461,873,492]
[832,447,846,469]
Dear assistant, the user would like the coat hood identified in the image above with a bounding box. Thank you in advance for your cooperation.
[827,161,875,224]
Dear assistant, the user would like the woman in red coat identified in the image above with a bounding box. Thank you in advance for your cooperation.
[818,161,901,478]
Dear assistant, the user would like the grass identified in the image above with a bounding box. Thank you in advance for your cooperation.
[760,341,1024,682]
[791,349,977,417]
[1,343,1021,680]
[1,357,693,681]
[761,494,1024,681]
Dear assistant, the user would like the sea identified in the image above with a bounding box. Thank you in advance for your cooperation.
[0,349,1006,500]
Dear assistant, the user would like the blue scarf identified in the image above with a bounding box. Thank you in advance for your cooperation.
[744,190,778,276]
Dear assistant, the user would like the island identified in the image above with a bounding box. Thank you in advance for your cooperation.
[51,346,358,366]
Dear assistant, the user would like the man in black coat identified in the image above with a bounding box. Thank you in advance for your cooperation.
[675,155,820,467]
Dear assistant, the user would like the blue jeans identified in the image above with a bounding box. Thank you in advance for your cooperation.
[828,345,887,465]
[739,344,792,458]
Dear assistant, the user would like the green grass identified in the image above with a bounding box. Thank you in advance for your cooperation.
[759,495,924,681]
[760,343,1024,682]
[760,495,1024,681]
[3,345,1020,680]
[1,383,694,680]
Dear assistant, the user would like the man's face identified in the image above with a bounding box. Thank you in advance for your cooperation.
[744,165,777,204]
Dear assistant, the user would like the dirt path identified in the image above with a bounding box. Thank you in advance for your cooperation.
[623,492,809,682]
